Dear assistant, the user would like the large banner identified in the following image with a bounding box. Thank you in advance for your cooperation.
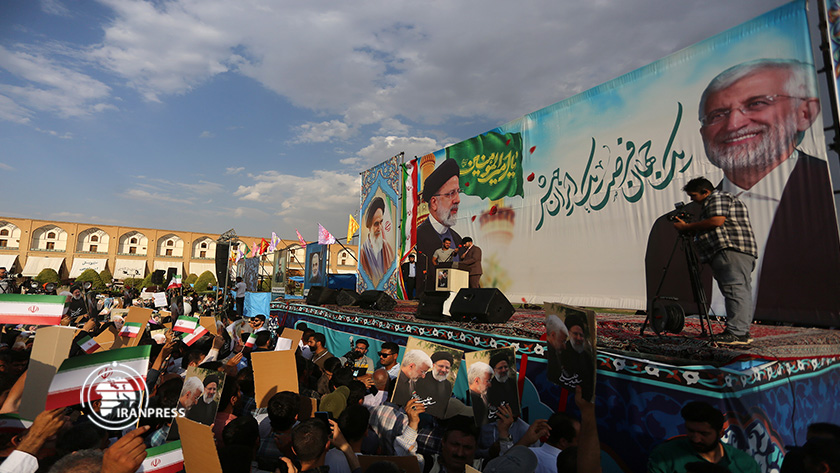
[304,244,327,293]
[357,156,401,295]
[409,1,840,325]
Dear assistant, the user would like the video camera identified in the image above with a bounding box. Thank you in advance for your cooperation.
[666,202,693,223]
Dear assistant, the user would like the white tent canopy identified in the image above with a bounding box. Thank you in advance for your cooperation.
[22,257,64,277]
[0,255,18,272]
[187,262,216,277]
[114,259,147,280]
[69,258,108,278]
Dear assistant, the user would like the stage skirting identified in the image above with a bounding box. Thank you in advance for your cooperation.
[271,301,840,473]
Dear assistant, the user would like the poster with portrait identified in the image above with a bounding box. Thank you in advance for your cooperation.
[167,366,226,440]
[391,1,840,326]
[464,348,520,428]
[391,336,463,418]
[358,156,401,296]
[544,302,597,403]
[304,244,327,292]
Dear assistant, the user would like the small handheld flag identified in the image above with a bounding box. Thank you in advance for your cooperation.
[244,332,258,349]
[173,316,199,333]
[181,325,209,346]
[119,322,143,338]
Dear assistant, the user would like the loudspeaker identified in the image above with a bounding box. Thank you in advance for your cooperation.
[449,288,514,324]
[358,290,397,311]
[151,270,165,285]
[215,242,230,285]
[166,268,177,284]
[336,289,360,306]
[416,291,449,322]
[306,286,337,306]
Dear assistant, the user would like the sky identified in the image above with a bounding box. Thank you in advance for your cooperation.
[0,0,792,240]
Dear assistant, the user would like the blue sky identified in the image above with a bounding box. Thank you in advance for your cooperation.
[0,0,790,239]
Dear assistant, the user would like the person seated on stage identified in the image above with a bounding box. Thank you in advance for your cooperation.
[432,238,457,269]
[308,332,336,370]
[647,401,759,473]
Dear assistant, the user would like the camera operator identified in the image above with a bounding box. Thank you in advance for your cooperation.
[340,339,374,371]
[0,267,15,294]
[672,177,757,345]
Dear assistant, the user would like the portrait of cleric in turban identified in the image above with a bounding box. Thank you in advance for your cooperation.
[359,193,397,288]
[545,304,596,402]
[416,159,462,294]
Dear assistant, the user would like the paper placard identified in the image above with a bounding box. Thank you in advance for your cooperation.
[153,292,167,308]
[251,350,298,407]
[280,328,303,350]
[19,326,78,420]
[358,456,420,473]
[199,317,218,336]
[177,417,222,473]
[466,466,480,473]
[274,337,292,351]
[94,306,151,351]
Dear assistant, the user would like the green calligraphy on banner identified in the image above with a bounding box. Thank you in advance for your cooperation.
[445,131,524,200]
[535,103,693,231]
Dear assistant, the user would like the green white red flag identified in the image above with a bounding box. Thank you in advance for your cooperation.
[166,275,182,290]
[45,345,151,410]
[119,322,143,338]
[77,335,101,354]
[0,414,32,434]
[0,294,67,325]
[137,440,183,473]
[244,332,258,349]
[181,325,208,346]
[173,316,198,333]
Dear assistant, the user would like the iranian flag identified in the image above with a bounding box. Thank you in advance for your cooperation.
[119,322,143,338]
[0,414,32,434]
[173,316,198,333]
[45,345,151,410]
[244,332,258,349]
[138,441,184,473]
[181,325,208,346]
[77,335,101,354]
[0,294,67,325]
[167,275,182,290]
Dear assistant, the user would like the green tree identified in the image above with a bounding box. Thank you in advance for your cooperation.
[76,269,106,290]
[99,269,113,285]
[194,271,217,291]
[34,268,61,285]
[259,278,270,292]
[140,272,154,289]
[123,278,144,290]
[186,273,198,285]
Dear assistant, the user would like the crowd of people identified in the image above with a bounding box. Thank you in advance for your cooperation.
[0,285,836,473]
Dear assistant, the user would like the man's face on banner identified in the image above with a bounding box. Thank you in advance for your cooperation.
[700,68,813,180]
[310,254,320,276]
[430,175,460,227]
[369,208,384,239]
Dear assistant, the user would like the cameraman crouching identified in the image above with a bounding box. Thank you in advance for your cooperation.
[672,177,757,345]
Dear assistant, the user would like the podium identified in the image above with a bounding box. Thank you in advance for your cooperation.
[435,268,469,292]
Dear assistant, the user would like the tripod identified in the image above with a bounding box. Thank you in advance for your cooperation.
[641,231,715,341]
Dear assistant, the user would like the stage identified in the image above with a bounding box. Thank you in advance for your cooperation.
[270,299,840,473]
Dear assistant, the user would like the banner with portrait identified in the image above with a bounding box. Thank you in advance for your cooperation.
[403,1,840,326]
[358,156,401,295]
[304,244,327,293]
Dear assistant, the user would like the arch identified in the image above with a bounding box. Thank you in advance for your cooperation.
[31,225,67,251]
[0,221,21,249]
[338,249,355,266]
[118,231,148,255]
[157,233,184,257]
[77,227,110,253]
[192,237,216,259]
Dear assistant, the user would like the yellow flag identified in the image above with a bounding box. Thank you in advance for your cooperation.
[347,214,360,243]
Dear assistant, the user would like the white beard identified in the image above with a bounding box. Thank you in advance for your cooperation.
[433,370,448,382]
[705,117,796,183]
[494,373,509,383]
[433,203,458,227]
[570,339,586,353]
[369,232,384,253]
[203,392,215,404]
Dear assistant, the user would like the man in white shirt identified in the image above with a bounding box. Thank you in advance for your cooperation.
[529,413,579,473]
[234,277,246,317]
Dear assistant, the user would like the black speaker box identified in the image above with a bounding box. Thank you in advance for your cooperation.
[166,268,177,284]
[336,289,360,306]
[449,288,514,324]
[306,286,337,306]
[151,270,166,285]
[358,290,396,311]
[215,242,230,285]
[416,291,450,322]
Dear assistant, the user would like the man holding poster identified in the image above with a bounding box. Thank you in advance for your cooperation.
[698,59,840,321]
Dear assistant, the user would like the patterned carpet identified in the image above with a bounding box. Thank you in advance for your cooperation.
[293,300,840,366]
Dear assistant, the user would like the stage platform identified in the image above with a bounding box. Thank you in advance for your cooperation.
[270,299,840,473]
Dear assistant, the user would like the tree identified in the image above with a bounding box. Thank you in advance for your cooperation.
[99,269,113,286]
[186,273,198,285]
[123,278,144,290]
[34,268,61,285]
[140,272,154,289]
[259,278,271,292]
[76,269,106,290]
[194,271,217,291]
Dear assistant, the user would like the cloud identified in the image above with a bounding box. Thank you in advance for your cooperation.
[0,94,32,124]
[35,127,73,139]
[226,167,245,175]
[291,120,354,144]
[124,189,185,203]
[348,135,440,168]
[52,211,86,219]
[233,169,360,233]
[199,130,214,138]
[41,0,71,16]
[0,163,13,171]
